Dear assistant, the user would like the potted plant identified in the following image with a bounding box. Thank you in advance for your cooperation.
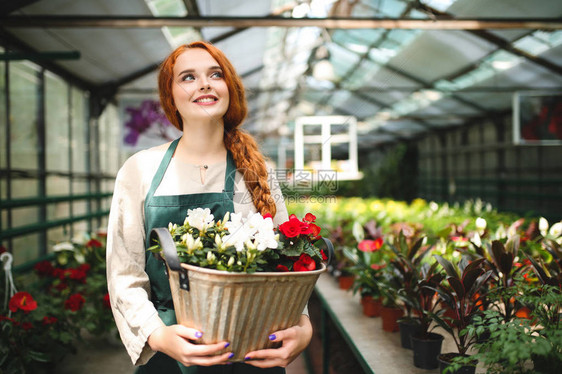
[150,209,330,361]
[387,231,432,349]
[431,255,492,374]
[377,263,405,333]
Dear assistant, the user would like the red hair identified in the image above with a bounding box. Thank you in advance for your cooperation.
[158,41,276,217]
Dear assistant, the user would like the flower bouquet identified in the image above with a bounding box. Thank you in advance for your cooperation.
[149,208,331,361]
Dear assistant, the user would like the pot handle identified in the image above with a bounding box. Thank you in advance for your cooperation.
[150,227,190,291]
[320,237,335,266]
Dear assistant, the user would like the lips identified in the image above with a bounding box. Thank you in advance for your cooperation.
[193,95,218,104]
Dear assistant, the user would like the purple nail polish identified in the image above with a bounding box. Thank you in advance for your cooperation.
[224,342,230,348]
[269,334,276,341]
[195,331,203,338]
[245,356,251,360]
[228,353,234,359]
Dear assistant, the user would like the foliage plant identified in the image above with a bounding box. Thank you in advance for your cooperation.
[150,209,326,273]
[431,255,492,357]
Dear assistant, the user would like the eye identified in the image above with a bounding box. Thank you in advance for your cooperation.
[181,73,195,81]
[210,71,223,79]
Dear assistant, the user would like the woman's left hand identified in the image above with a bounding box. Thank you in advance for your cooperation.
[243,314,313,368]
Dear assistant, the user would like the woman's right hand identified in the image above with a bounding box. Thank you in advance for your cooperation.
[148,325,232,367]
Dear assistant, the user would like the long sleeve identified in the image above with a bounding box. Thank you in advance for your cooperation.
[106,154,165,366]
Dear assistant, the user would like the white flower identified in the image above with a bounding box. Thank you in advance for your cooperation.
[352,221,364,243]
[472,232,482,247]
[549,222,562,238]
[223,224,254,252]
[227,256,235,267]
[53,242,75,252]
[495,225,507,240]
[539,217,549,237]
[184,233,202,254]
[187,208,215,231]
[476,217,487,234]
[206,251,216,264]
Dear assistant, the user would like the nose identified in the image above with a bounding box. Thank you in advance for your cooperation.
[199,77,211,91]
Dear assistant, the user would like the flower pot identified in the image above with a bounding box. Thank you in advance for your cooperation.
[398,318,421,349]
[438,353,476,374]
[166,261,326,361]
[361,295,382,317]
[411,332,444,369]
[380,306,404,332]
[338,274,354,290]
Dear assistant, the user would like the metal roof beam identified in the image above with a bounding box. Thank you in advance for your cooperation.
[415,2,562,77]
[2,16,562,29]
[0,0,40,15]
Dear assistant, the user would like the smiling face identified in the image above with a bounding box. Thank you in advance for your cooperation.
[171,48,230,129]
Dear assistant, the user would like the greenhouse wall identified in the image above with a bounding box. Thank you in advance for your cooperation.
[417,115,562,221]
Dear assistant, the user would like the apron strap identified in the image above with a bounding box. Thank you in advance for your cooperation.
[224,150,236,195]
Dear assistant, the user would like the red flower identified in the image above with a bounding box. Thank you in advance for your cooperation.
[308,223,322,240]
[8,292,38,313]
[276,264,289,272]
[370,263,386,270]
[78,263,91,273]
[0,245,7,255]
[279,216,307,238]
[320,250,328,261]
[86,239,103,248]
[42,316,58,325]
[294,254,316,272]
[34,260,55,277]
[69,268,87,283]
[0,315,17,324]
[21,322,34,331]
[263,213,273,219]
[358,238,383,252]
[64,293,85,312]
[304,213,316,223]
[103,293,111,309]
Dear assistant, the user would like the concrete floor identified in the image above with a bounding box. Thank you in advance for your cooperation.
[58,334,308,374]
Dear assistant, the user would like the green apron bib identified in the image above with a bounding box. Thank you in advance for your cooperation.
[137,138,285,374]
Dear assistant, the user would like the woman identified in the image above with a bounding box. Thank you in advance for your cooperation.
[106,41,312,374]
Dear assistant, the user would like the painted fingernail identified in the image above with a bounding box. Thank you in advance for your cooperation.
[228,353,234,359]
[269,334,276,341]
[195,331,203,338]
[245,356,251,360]
[224,342,230,348]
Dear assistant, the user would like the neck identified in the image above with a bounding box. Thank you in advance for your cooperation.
[176,119,227,165]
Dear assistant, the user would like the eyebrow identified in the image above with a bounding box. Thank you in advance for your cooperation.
[177,65,222,77]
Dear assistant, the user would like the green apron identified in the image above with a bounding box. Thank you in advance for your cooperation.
[137,138,285,374]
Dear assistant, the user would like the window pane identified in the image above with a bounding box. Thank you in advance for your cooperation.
[46,72,70,172]
[13,233,40,266]
[10,61,40,170]
[12,178,38,199]
[72,88,88,173]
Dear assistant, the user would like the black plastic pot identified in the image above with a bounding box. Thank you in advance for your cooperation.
[411,332,443,369]
[398,318,421,350]
[438,353,476,374]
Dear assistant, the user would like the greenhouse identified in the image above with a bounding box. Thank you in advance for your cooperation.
[1,0,561,373]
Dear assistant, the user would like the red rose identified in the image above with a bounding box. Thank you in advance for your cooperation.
[103,293,111,309]
[42,316,58,325]
[276,264,289,272]
[64,293,85,312]
[86,239,103,248]
[34,260,55,277]
[304,213,316,223]
[279,216,306,238]
[358,238,383,252]
[8,292,38,313]
[294,254,316,272]
[21,322,34,331]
